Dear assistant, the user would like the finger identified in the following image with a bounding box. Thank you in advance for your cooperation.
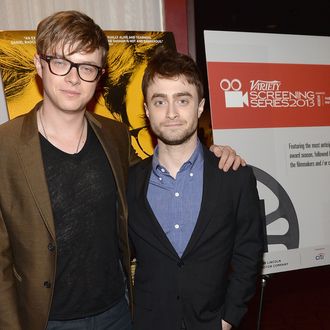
[210,144,224,158]
[232,156,241,171]
[222,149,236,172]
[232,155,247,171]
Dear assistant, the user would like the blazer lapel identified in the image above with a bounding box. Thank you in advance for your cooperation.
[86,113,126,202]
[182,148,222,257]
[17,105,56,239]
[134,160,179,259]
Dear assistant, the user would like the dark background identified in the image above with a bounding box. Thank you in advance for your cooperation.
[193,0,330,144]
[192,2,330,329]
[194,0,330,90]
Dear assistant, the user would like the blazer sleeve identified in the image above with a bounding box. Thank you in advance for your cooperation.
[0,206,22,329]
[222,167,264,327]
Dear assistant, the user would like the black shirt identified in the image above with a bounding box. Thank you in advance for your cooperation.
[40,123,125,320]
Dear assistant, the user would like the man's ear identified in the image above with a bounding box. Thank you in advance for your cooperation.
[144,102,149,118]
[34,54,43,79]
[198,98,205,118]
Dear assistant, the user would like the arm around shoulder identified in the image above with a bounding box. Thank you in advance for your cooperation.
[209,144,246,172]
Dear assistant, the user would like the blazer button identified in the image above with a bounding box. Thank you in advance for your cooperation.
[43,281,52,288]
[48,243,55,252]
[177,260,184,267]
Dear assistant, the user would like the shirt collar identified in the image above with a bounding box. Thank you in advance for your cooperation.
[152,139,204,176]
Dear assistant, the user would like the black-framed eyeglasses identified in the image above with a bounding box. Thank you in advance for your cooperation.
[39,54,103,82]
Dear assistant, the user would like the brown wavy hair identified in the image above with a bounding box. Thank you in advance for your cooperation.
[36,10,109,66]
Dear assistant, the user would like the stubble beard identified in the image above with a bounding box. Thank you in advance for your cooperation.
[152,122,198,146]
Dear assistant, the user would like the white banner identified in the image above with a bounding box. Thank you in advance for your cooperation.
[204,30,330,274]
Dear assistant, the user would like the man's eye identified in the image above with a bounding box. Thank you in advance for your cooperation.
[154,100,166,106]
[52,59,67,66]
[80,65,96,74]
[178,99,189,105]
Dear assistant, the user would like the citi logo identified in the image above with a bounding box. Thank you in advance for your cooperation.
[220,79,249,108]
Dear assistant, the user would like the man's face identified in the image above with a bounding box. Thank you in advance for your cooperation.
[34,44,103,114]
[145,75,204,146]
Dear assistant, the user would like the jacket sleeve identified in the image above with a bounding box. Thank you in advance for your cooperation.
[222,167,264,327]
[0,206,22,329]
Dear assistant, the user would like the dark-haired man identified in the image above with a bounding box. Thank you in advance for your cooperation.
[128,48,264,330]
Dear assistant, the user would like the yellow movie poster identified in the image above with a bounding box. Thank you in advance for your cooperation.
[0,30,176,158]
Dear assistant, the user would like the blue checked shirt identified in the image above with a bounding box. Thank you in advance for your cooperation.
[147,141,204,257]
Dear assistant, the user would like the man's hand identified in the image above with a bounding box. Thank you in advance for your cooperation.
[210,144,246,172]
[221,319,232,330]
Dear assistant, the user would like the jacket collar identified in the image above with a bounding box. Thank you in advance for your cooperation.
[132,146,224,259]
[17,102,56,238]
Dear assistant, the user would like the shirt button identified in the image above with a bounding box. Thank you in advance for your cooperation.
[174,224,180,229]
[190,172,194,177]
[174,192,180,197]
[161,168,165,173]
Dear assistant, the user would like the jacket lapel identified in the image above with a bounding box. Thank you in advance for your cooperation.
[182,147,222,257]
[86,112,126,205]
[17,105,56,239]
[134,159,179,259]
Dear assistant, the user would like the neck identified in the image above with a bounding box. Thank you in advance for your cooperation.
[157,135,198,178]
[39,102,86,131]
[37,106,87,154]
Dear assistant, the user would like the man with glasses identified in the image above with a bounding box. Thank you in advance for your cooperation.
[0,10,244,330]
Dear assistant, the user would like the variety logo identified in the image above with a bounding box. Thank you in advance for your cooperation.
[208,62,330,129]
[219,78,322,109]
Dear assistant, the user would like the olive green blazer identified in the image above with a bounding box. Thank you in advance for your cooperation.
[0,102,139,330]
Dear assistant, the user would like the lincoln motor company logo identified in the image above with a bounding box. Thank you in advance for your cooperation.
[220,78,328,109]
